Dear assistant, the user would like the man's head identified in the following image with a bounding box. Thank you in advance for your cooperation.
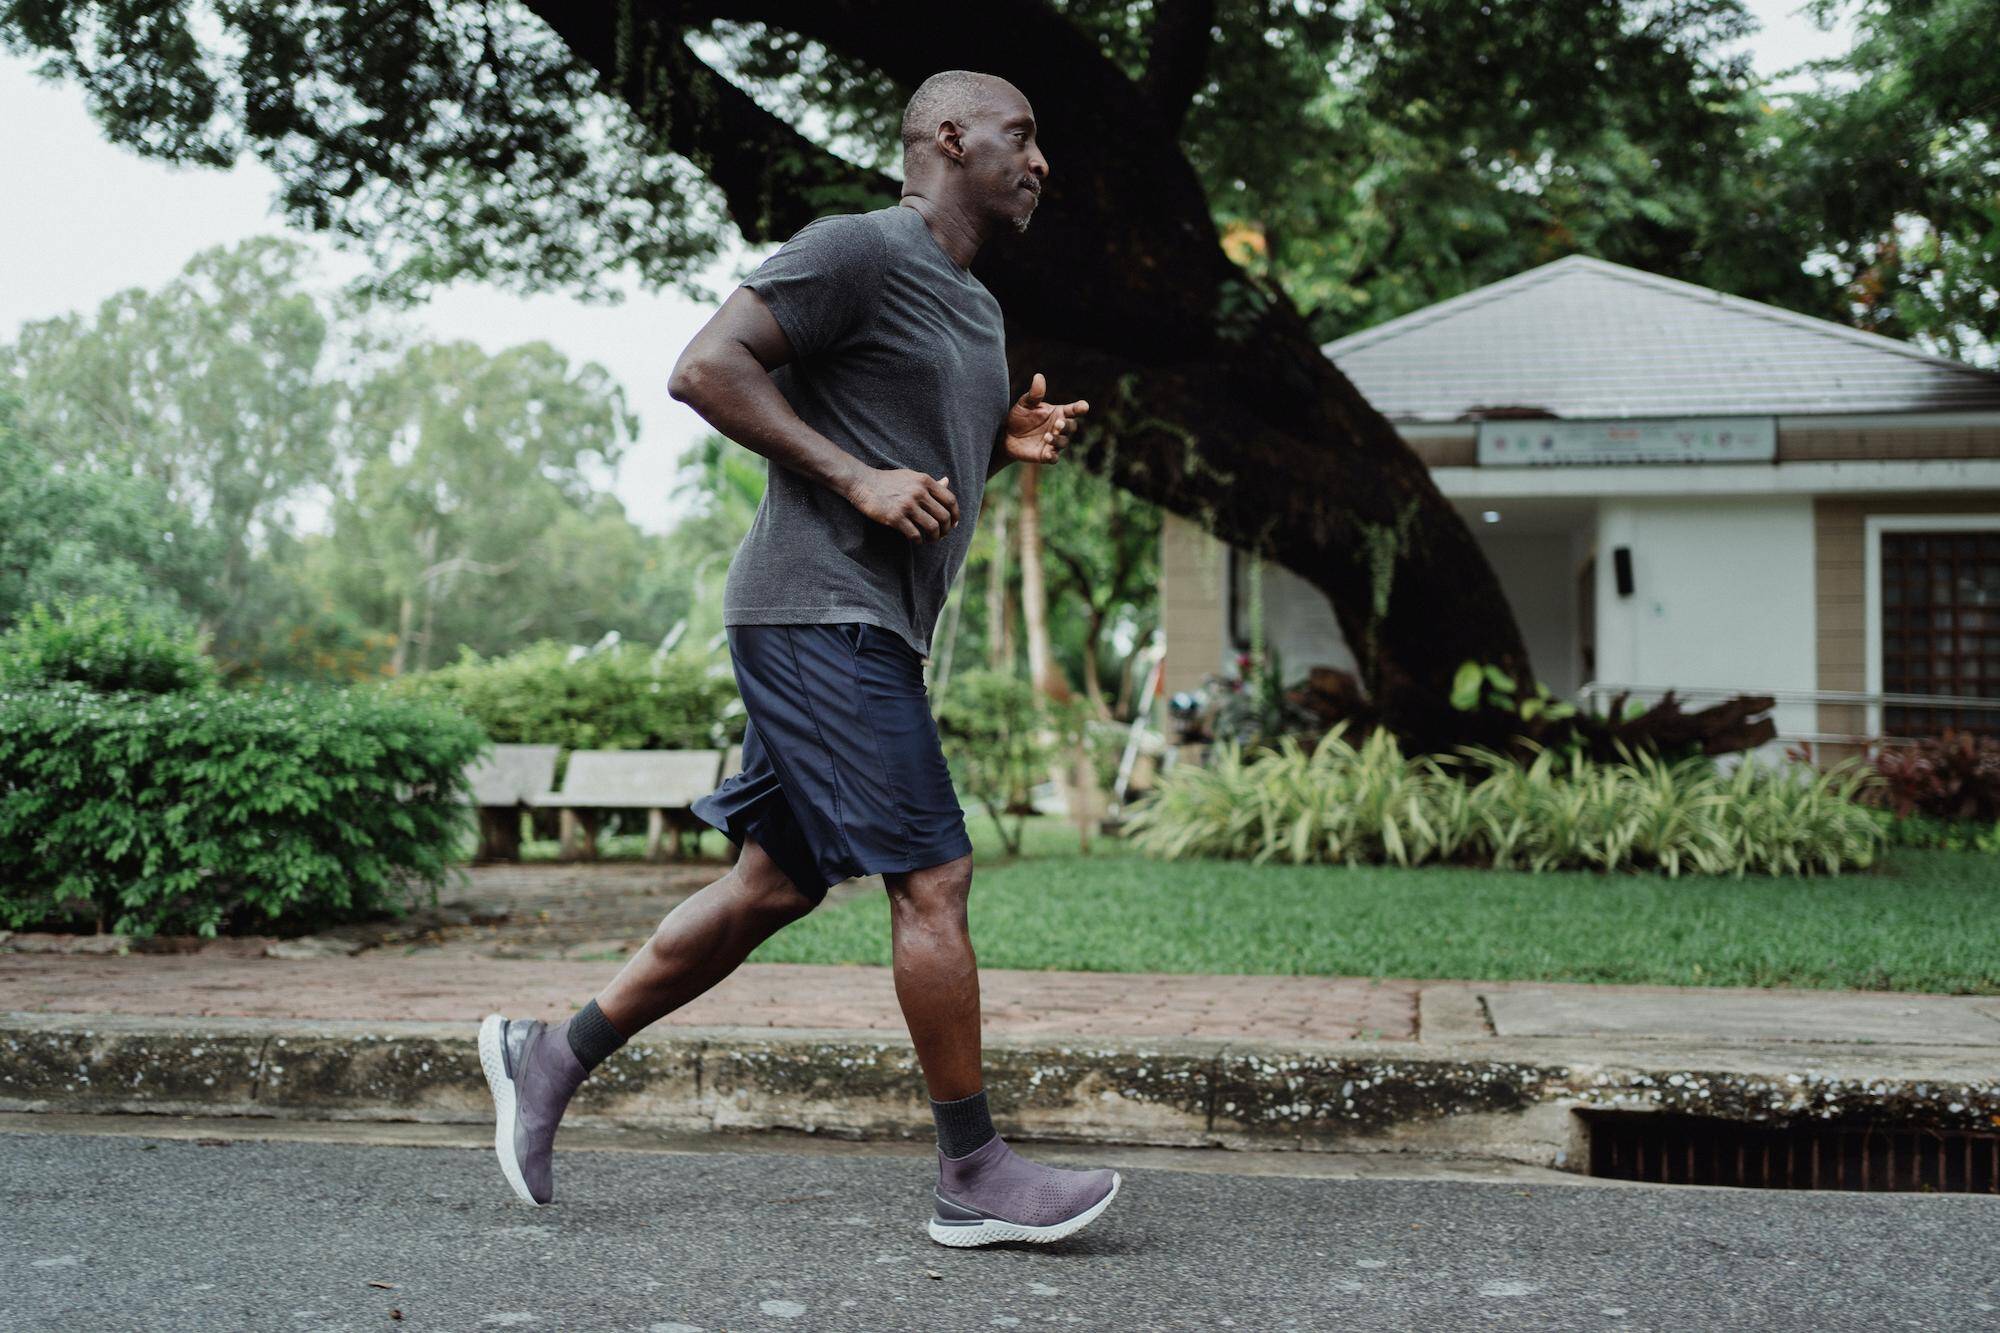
[900,70,1048,235]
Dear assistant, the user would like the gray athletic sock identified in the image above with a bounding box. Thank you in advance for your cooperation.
[564,998,627,1072]
[931,1087,998,1158]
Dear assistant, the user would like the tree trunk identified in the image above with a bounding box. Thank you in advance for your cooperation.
[413,526,440,674]
[1080,606,1110,720]
[986,488,1011,672]
[417,575,440,674]
[390,593,415,677]
[1017,464,1071,703]
[531,1,1535,750]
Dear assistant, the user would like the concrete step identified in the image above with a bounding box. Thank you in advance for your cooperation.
[7,1011,1998,1179]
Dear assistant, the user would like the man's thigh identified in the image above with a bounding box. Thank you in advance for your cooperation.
[734,832,820,913]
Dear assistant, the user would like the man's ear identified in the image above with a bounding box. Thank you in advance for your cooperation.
[934,119,966,166]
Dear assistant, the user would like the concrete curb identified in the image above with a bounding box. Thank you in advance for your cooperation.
[5,1012,1999,1173]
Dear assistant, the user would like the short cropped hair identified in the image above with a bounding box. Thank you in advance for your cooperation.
[900,70,1002,170]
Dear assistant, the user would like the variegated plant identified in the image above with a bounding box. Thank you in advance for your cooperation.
[1123,724,1888,878]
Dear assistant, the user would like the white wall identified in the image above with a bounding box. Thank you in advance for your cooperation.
[1477,533,1584,699]
[1242,556,1358,682]
[1231,530,1582,698]
[1593,497,1818,739]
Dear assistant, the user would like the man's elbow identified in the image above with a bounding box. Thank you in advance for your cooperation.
[667,353,717,408]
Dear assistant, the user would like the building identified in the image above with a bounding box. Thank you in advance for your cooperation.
[1160,256,2000,751]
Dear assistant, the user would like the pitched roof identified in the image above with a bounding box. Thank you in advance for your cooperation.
[1320,255,2000,422]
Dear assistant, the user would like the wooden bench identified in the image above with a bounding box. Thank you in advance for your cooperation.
[532,749,726,862]
[464,744,562,862]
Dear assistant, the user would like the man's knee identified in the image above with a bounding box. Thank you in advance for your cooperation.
[883,852,973,921]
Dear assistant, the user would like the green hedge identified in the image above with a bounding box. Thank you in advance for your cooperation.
[0,682,486,936]
[1125,725,1889,878]
[391,641,742,751]
[0,596,218,694]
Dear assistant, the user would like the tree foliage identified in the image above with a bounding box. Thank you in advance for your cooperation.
[1771,0,2000,361]
[321,335,640,672]
[0,239,339,650]
[2,238,677,680]
[0,389,221,630]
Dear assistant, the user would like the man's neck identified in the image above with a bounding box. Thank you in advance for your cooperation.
[897,194,986,269]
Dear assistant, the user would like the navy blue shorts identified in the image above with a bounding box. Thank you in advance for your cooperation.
[690,621,974,902]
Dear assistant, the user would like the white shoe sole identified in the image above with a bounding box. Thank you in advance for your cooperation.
[927,1171,1122,1247]
[478,1013,540,1206]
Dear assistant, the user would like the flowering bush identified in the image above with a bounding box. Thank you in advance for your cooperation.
[1862,730,2000,825]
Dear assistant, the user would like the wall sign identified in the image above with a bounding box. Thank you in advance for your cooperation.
[1475,416,1777,466]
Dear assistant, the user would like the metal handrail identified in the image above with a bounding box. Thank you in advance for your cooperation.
[1575,681,1999,748]
[1576,682,2000,711]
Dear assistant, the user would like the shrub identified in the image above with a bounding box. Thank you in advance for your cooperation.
[390,641,742,751]
[0,596,217,694]
[1863,730,2000,825]
[1122,724,1888,878]
[1873,807,2000,853]
[0,681,486,936]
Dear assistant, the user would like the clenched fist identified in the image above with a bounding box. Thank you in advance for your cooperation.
[850,467,961,543]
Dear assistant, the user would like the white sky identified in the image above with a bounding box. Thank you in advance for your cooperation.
[0,1,1853,535]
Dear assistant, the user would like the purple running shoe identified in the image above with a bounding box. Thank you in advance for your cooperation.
[928,1134,1121,1247]
[477,1012,587,1205]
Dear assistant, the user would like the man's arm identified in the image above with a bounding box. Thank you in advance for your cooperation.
[668,287,959,543]
[987,423,1016,480]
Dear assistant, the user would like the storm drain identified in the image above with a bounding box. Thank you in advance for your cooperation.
[1582,1111,2000,1193]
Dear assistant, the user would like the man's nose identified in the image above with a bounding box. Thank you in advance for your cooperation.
[1029,150,1049,182]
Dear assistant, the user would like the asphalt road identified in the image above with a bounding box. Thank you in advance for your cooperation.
[4,1121,1997,1332]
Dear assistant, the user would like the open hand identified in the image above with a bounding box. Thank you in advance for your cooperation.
[1003,372,1088,464]
[850,467,960,543]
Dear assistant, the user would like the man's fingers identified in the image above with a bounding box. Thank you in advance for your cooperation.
[924,475,961,525]
[915,491,952,534]
[1017,371,1046,407]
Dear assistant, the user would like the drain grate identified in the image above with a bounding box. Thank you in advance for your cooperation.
[1582,1110,2000,1193]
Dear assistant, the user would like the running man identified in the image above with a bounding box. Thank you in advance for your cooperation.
[479,70,1120,1247]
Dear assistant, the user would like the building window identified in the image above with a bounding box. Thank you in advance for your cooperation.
[1880,530,2000,737]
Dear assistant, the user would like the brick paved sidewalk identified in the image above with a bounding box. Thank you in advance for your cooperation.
[0,954,1419,1042]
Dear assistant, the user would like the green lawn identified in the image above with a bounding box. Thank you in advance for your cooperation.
[740,812,2000,995]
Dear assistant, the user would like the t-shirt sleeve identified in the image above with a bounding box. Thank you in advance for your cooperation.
[740,213,886,360]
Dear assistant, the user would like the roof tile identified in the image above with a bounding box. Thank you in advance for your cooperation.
[1320,256,2000,421]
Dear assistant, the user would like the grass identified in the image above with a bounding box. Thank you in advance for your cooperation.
[736,812,2000,995]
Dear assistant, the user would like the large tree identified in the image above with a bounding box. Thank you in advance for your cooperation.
[1769,0,2000,363]
[321,337,639,673]
[0,0,1799,745]
[1,238,339,637]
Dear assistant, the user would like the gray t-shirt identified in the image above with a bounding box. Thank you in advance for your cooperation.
[721,204,1010,661]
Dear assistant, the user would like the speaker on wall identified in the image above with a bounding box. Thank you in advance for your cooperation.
[1612,546,1634,597]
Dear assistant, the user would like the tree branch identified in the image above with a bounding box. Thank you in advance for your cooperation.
[1138,0,1216,135]
[534,2,1229,354]
[1044,540,1095,602]
[520,2,894,242]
